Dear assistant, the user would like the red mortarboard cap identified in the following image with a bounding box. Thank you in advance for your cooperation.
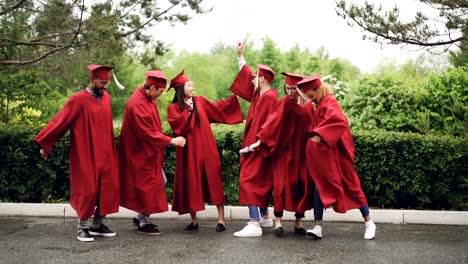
[256,64,276,84]
[281,72,305,86]
[88,64,113,81]
[297,74,322,93]
[144,70,167,88]
[169,69,190,91]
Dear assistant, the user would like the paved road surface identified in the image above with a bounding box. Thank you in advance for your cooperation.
[0,217,466,264]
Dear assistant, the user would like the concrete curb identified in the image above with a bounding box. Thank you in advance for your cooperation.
[1,203,467,225]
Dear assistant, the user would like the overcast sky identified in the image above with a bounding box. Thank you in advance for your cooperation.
[150,0,450,72]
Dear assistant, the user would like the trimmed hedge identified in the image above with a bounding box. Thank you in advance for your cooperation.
[0,124,466,210]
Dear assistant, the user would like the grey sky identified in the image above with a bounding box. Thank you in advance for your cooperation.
[151,0,451,72]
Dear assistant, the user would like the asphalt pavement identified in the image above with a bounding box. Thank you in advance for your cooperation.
[0,217,467,264]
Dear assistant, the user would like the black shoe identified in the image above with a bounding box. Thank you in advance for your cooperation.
[88,224,116,237]
[77,229,94,242]
[275,226,285,237]
[184,222,199,231]
[133,217,158,228]
[216,223,226,232]
[294,227,306,235]
[137,224,161,236]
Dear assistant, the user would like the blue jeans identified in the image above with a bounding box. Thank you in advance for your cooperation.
[248,206,269,221]
[313,187,370,221]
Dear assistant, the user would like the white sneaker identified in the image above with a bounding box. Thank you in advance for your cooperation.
[233,222,262,238]
[364,220,376,240]
[259,218,274,228]
[306,225,322,239]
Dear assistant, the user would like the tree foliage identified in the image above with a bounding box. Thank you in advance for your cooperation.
[0,0,210,67]
[342,65,467,136]
[336,0,467,52]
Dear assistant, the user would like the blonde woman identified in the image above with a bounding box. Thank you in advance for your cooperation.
[297,75,376,240]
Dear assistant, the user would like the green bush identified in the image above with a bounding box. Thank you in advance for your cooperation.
[1,124,466,210]
[0,125,70,202]
[353,130,468,210]
[342,66,468,136]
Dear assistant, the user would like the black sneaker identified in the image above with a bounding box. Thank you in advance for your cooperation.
[275,226,285,237]
[216,223,226,232]
[88,224,116,237]
[133,217,158,228]
[77,229,94,242]
[132,217,139,226]
[184,222,199,231]
[294,227,306,235]
[137,224,161,236]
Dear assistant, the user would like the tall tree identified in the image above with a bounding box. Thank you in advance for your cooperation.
[0,0,210,67]
[336,0,467,51]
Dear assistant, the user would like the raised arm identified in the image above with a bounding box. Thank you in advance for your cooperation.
[199,95,243,125]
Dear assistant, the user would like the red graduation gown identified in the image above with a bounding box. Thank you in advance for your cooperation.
[34,89,119,219]
[119,87,172,215]
[229,64,279,208]
[306,94,368,213]
[257,97,314,214]
[168,95,243,214]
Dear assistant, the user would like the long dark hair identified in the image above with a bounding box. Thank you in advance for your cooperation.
[172,85,200,127]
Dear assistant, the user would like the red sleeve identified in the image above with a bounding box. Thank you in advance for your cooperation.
[198,95,243,124]
[257,99,288,156]
[229,64,255,102]
[312,99,348,146]
[255,91,278,127]
[302,102,315,121]
[34,96,79,155]
[133,104,172,150]
[167,103,194,136]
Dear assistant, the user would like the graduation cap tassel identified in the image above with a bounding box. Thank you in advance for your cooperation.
[112,70,125,90]
[255,68,259,90]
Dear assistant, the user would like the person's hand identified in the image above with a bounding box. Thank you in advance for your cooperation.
[249,140,261,151]
[40,149,49,160]
[171,137,186,147]
[239,146,250,155]
[311,135,321,143]
[236,40,245,57]
[185,97,193,111]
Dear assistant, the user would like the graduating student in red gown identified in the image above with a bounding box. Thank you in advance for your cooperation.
[119,70,186,236]
[232,41,278,238]
[35,65,119,242]
[296,75,376,240]
[249,72,314,237]
[167,70,243,232]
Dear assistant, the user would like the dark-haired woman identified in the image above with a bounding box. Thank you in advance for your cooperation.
[167,70,243,232]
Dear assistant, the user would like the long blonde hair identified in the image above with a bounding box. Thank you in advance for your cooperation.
[314,83,333,103]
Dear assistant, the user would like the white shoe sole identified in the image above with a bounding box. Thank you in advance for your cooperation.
[233,233,262,238]
[88,231,116,237]
[137,231,161,236]
[77,236,94,242]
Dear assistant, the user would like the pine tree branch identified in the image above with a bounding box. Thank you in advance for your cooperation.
[0,0,28,16]
[119,3,178,37]
[0,0,85,66]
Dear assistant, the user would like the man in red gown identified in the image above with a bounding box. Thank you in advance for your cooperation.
[35,65,120,242]
[249,72,314,237]
[119,70,186,236]
[231,41,278,238]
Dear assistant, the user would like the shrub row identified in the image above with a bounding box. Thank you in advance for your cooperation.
[0,124,466,210]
